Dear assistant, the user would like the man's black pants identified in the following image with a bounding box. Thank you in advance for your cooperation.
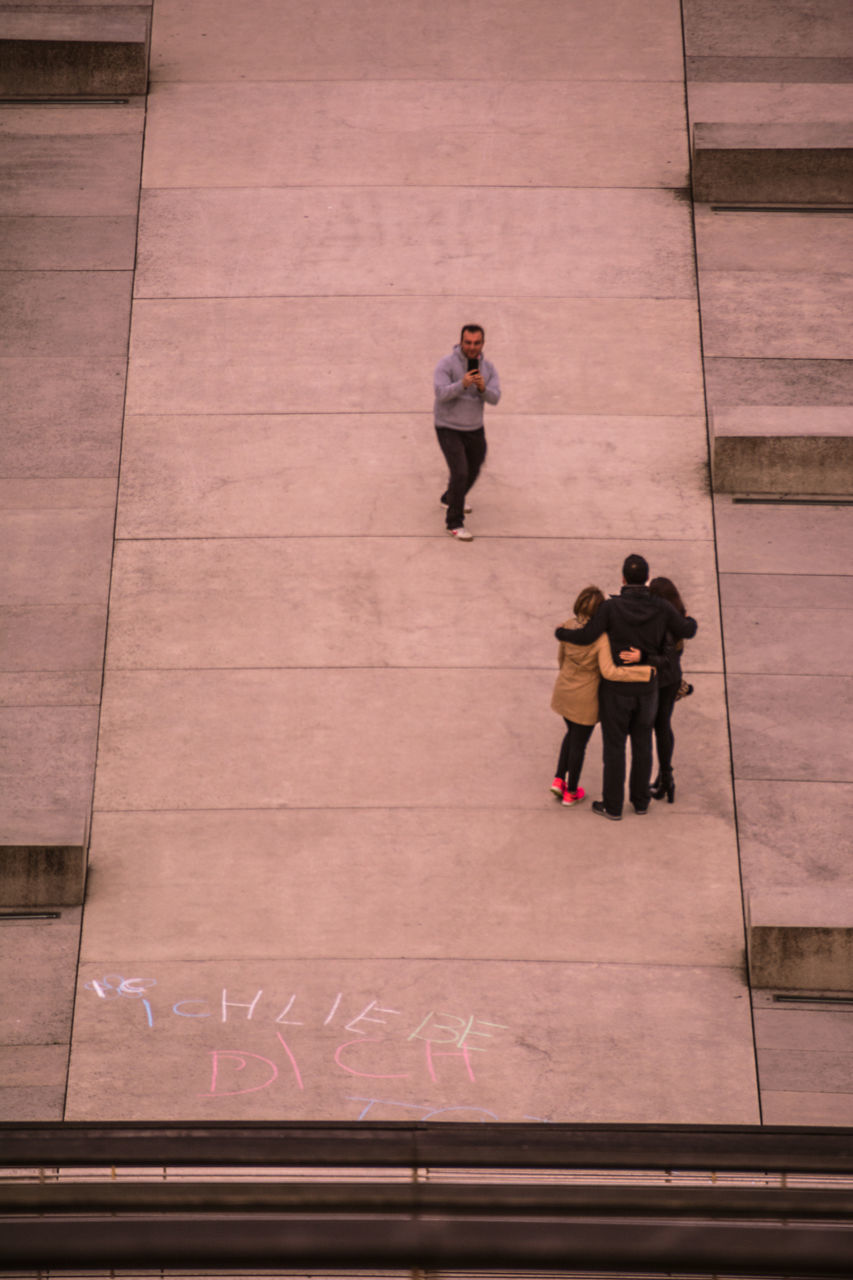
[436,426,487,528]
[598,682,659,816]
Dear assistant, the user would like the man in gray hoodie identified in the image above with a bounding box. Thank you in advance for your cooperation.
[433,324,501,541]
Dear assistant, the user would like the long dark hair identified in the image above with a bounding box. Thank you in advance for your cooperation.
[649,576,686,616]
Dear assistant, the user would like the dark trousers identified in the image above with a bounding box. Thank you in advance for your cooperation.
[598,682,659,816]
[556,719,595,792]
[653,682,678,777]
[436,426,487,528]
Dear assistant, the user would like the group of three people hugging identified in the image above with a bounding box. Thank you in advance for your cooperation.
[429,325,697,819]
[550,553,698,821]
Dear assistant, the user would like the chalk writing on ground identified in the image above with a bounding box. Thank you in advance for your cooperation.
[81,974,548,1121]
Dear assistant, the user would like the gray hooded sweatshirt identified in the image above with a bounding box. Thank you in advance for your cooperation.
[433,344,501,431]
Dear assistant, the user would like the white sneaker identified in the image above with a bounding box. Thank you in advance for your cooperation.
[447,527,473,541]
[441,499,472,513]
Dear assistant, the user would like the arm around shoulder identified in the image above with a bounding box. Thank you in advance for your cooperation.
[556,607,607,645]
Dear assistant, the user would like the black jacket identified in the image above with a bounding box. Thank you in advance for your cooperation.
[555,585,697,687]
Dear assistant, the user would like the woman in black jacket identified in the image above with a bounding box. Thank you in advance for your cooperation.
[648,577,693,803]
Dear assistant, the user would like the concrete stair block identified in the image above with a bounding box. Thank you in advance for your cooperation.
[692,124,853,205]
[0,6,151,98]
[0,842,87,907]
[711,406,853,493]
[0,812,88,907]
[748,892,853,993]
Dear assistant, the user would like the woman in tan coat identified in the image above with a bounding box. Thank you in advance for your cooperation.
[551,585,654,807]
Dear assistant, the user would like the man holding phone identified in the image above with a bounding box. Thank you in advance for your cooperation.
[433,324,501,541]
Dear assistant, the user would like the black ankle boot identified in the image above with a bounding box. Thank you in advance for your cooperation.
[650,772,674,802]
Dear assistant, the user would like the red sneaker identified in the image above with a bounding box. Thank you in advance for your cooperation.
[550,777,565,798]
[562,786,585,807]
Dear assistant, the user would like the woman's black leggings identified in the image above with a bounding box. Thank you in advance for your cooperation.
[556,719,595,792]
[653,682,679,776]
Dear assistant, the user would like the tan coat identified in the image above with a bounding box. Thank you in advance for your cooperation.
[551,618,654,726]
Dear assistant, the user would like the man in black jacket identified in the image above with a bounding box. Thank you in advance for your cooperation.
[556,553,697,820]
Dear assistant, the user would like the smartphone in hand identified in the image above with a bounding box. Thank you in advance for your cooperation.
[467,357,479,372]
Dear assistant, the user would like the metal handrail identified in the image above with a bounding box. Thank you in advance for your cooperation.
[2,1119,853,1171]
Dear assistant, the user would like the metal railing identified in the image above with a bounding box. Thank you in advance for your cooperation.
[2,1121,853,1275]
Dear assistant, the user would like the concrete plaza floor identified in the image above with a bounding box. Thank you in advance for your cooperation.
[2,0,851,1127]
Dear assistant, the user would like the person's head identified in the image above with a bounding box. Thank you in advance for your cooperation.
[573,585,605,621]
[622,553,649,585]
[459,325,485,359]
[649,576,686,616]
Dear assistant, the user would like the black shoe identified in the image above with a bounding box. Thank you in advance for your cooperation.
[650,772,674,802]
[632,803,649,815]
[592,800,621,822]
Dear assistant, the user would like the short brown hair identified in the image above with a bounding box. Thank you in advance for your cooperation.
[573,585,605,620]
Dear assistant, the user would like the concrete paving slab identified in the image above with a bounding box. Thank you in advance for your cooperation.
[0,672,101,707]
[142,81,688,190]
[714,498,853,574]
[759,1048,853,1093]
[0,1043,69,1088]
[720,572,853,610]
[0,510,114,605]
[104,536,722,673]
[0,908,82,1044]
[0,1085,66,1120]
[0,811,88,848]
[0,707,99,834]
[0,100,146,136]
[116,414,712,541]
[728,674,853,782]
[150,0,685,84]
[1,356,125,479]
[705,357,853,407]
[693,207,853,275]
[700,271,853,360]
[762,1090,853,1124]
[754,1005,853,1053]
[0,605,107,672]
[125,298,705,418]
[0,478,117,509]
[93,669,730,814]
[711,405,853,439]
[687,56,853,83]
[81,807,742,966]
[0,130,142,216]
[682,0,853,57]
[0,215,137,270]
[0,7,149,41]
[720,604,850,674]
[135,188,696,301]
[0,270,132,356]
[735,780,853,896]
[689,82,853,125]
[66,957,758,1122]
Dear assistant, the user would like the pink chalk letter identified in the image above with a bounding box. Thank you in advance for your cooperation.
[202,1050,278,1097]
